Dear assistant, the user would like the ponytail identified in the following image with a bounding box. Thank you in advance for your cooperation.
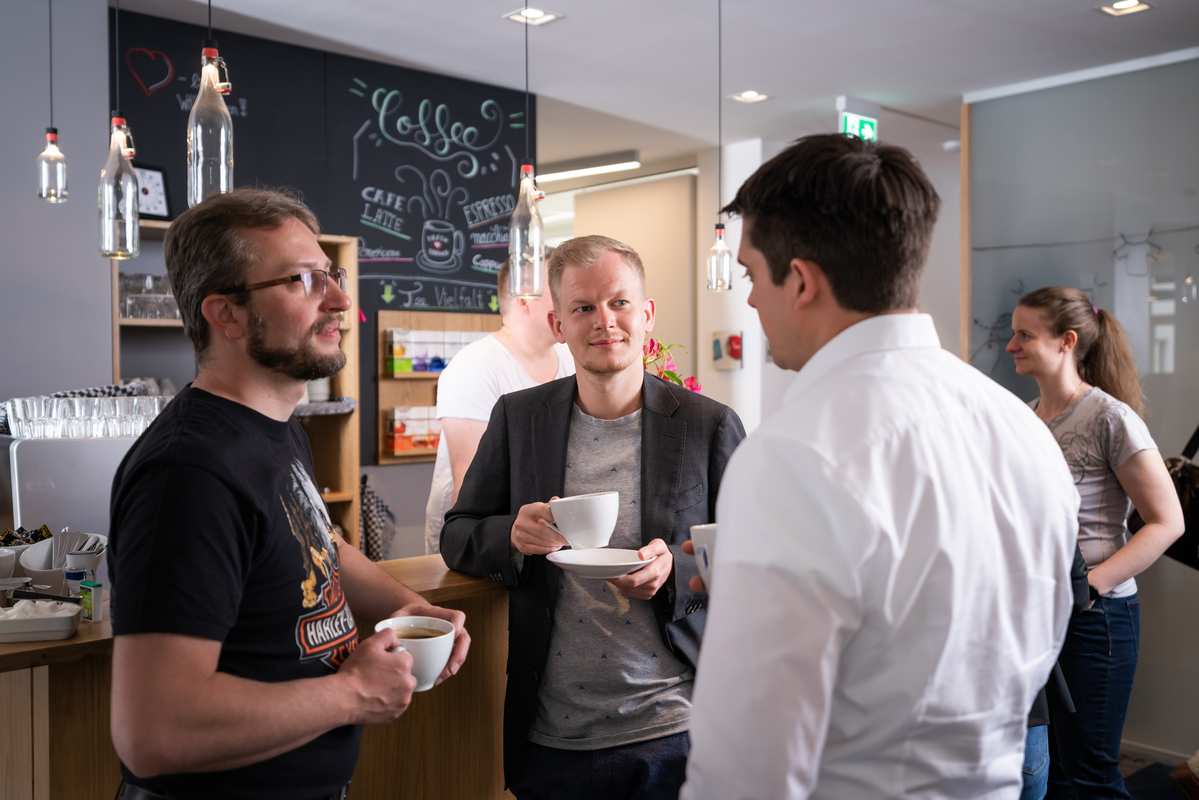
[1017,286,1145,418]
[1082,309,1145,418]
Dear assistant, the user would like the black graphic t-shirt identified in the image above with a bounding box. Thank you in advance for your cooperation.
[109,386,360,799]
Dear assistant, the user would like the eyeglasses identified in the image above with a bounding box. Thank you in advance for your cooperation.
[219,267,349,299]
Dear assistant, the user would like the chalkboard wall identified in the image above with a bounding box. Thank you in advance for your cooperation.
[109,10,534,463]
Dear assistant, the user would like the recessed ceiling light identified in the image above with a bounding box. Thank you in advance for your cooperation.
[504,7,562,26]
[1100,1,1151,16]
[730,90,769,104]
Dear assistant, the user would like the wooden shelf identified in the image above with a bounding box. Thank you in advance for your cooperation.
[384,372,442,381]
[379,449,438,464]
[118,317,183,328]
[321,490,354,503]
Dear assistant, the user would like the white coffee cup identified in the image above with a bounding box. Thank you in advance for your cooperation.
[690,523,718,587]
[548,491,619,550]
[374,615,455,692]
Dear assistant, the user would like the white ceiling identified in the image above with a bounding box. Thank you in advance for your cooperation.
[122,0,1199,163]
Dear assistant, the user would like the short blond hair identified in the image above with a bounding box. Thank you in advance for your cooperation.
[547,235,645,306]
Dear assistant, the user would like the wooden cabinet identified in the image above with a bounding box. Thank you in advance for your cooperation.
[109,222,363,546]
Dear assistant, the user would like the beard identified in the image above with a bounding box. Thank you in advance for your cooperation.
[248,312,346,381]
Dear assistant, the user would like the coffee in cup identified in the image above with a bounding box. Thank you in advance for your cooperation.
[374,615,455,691]
[548,491,619,550]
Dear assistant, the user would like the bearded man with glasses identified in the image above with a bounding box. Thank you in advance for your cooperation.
[107,188,471,800]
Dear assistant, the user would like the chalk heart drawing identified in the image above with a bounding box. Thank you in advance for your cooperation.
[125,48,176,96]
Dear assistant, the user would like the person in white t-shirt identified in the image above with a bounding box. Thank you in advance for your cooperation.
[424,258,574,553]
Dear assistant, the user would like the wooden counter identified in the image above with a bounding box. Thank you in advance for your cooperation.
[0,555,510,800]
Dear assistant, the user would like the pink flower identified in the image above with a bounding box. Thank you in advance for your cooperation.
[644,338,661,359]
[662,354,677,373]
[683,375,702,393]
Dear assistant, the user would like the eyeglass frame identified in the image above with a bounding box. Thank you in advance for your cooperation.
[217,266,350,299]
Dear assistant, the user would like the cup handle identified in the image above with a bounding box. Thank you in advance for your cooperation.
[453,230,464,257]
[544,521,570,547]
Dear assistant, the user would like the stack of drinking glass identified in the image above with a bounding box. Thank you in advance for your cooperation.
[3,395,170,439]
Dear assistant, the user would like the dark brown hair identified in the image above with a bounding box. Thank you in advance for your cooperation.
[722,133,940,312]
[1018,286,1145,417]
[164,188,319,358]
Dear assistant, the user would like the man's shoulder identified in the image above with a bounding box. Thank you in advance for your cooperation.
[646,374,738,425]
[500,374,575,409]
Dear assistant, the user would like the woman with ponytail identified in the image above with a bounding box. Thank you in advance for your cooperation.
[1007,286,1184,798]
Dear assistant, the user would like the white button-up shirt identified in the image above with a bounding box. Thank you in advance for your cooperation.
[682,314,1078,800]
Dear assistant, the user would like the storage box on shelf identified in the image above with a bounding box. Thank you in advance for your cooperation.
[109,221,363,547]
[377,310,501,465]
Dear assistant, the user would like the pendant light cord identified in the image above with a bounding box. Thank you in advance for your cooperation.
[112,0,120,113]
[208,0,213,40]
[47,0,54,128]
[716,0,723,218]
[523,0,530,166]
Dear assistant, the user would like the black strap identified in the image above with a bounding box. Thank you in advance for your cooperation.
[1184,423,1199,461]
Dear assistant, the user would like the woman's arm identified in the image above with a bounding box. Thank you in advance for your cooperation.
[1087,450,1185,594]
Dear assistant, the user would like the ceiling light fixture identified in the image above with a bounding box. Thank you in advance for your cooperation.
[37,0,68,204]
[730,89,769,104]
[507,0,545,300]
[99,0,140,259]
[536,151,641,183]
[706,0,732,292]
[504,7,561,26]
[1100,1,1151,16]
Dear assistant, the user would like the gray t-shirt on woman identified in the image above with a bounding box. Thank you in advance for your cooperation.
[1033,386,1157,597]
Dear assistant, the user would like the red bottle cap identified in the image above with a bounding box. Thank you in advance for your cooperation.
[45,127,58,142]
[202,47,219,58]
[520,164,534,177]
[111,116,127,126]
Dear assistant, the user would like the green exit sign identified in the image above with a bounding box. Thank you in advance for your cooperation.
[839,111,878,141]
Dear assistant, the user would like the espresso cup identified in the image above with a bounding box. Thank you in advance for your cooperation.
[374,615,455,692]
[548,491,619,550]
[689,523,718,587]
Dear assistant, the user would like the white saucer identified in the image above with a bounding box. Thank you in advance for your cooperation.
[547,548,654,580]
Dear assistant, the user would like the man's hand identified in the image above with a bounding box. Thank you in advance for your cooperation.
[511,498,568,555]
[338,628,416,724]
[389,601,471,684]
[682,539,705,593]
[608,538,672,600]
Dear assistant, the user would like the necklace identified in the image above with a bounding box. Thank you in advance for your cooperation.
[1039,383,1086,422]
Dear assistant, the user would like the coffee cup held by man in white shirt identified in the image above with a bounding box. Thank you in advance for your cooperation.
[423,256,574,554]
[679,134,1081,800]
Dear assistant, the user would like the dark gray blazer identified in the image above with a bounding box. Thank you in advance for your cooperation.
[440,373,746,787]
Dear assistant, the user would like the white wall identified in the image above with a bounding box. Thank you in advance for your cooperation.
[572,174,698,380]
[1,0,112,399]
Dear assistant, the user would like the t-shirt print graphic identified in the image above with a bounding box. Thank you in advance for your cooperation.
[281,460,358,670]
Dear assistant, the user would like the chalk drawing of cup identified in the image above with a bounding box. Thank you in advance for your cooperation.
[418,220,464,273]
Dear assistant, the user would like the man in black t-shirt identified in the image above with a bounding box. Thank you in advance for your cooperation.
[108,189,470,800]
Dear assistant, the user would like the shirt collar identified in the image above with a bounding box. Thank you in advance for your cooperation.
[782,313,942,405]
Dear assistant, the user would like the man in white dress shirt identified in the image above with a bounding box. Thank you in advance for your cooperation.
[680,134,1080,800]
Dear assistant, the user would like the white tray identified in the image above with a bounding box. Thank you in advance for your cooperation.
[0,601,81,642]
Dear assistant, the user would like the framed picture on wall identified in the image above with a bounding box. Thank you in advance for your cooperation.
[132,164,171,220]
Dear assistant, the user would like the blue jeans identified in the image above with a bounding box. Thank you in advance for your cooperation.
[1047,594,1141,799]
[511,732,689,800]
[1022,724,1050,800]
